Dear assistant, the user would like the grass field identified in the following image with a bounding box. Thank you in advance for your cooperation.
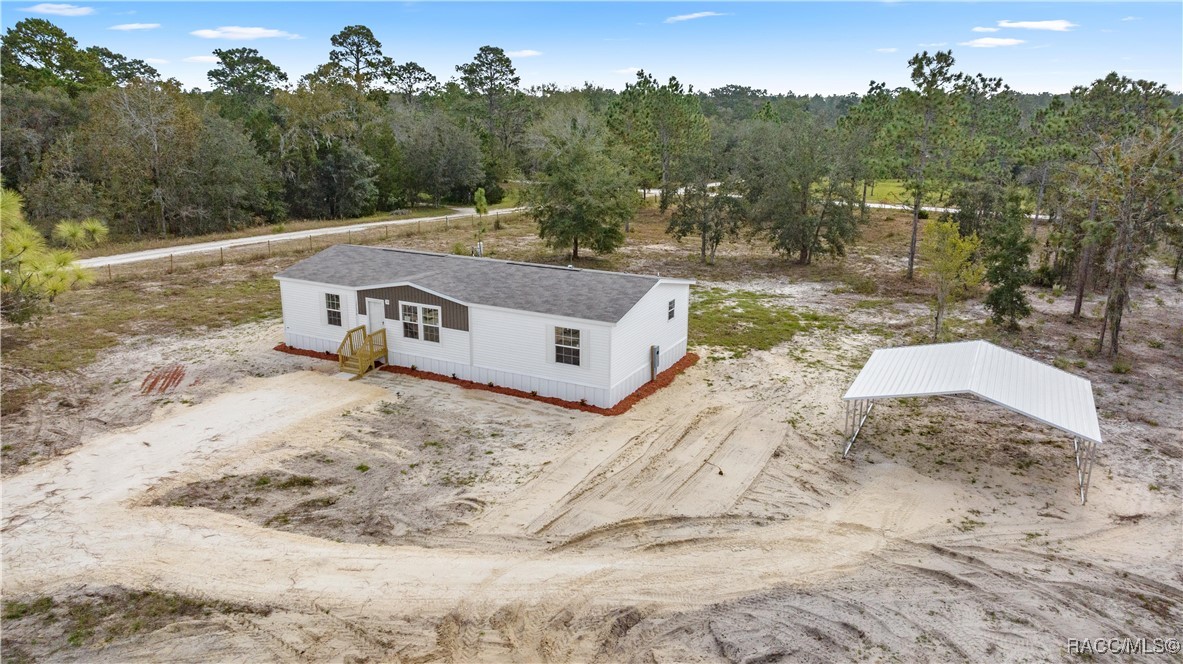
[863,179,947,207]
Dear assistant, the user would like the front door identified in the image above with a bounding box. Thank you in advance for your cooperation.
[366,299,385,334]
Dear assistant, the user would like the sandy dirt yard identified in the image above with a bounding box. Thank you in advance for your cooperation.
[2,257,1181,662]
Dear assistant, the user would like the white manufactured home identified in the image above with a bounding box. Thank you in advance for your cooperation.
[275,245,694,408]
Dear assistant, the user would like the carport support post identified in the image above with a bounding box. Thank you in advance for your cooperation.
[842,398,874,458]
[1073,437,1098,505]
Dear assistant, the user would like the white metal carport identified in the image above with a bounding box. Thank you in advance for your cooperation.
[842,340,1102,504]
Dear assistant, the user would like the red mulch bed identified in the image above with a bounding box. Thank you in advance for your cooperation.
[141,364,186,395]
[274,343,698,416]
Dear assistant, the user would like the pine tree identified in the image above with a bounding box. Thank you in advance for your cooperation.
[983,199,1033,330]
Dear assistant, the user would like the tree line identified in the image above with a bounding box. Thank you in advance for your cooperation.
[2,19,1181,355]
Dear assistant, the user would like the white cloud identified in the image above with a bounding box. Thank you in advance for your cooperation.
[972,26,1000,33]
[1121,16,1140,22]
[190,26,301,40]
[664,11,729,24]
[182,55,220,63]
[959,37,1026,48]
[614,67,641,75]
[506,49,542,58]
[997,20,1078,32]
[22,3,93,16]
[109,23,160,31]
[143,58,168,64]
[875,47,898,53]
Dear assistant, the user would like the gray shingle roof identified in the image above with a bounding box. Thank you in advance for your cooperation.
[275,245,665,323]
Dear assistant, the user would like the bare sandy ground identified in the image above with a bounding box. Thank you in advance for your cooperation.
[3,272,1181,662]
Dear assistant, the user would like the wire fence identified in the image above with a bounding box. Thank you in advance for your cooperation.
[91,210,524,283]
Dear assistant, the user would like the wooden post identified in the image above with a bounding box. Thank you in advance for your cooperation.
[309,235,313,251]
[445,216,449,230]
[107,264,112,281]
[384,225,389,239]
[169,254,174,273]
[417,220,421,233]
[220,247,224,265]
[348,230,352,243]
[267,240,271,257]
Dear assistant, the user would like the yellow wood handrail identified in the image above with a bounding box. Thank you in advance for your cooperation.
[337,326,387,377]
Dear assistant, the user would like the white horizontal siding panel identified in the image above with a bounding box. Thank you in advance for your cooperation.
[469,306,612,390]
[610,282,690,389]
[388,322,470,365]
[279,279,357,353]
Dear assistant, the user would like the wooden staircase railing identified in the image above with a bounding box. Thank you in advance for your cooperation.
[337,325,387,378]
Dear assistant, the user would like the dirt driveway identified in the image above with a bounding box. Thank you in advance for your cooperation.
[2,283,1180,661]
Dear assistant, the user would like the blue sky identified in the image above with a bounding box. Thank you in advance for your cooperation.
[3,1,1180,94]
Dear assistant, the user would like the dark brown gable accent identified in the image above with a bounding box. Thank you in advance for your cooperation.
[357,285,469,331]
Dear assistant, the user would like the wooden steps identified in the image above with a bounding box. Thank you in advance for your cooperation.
[336,325,387,379]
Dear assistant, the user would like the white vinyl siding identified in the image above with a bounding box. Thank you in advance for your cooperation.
[470,306,611,390]
[609,282,690,404]
[278,279,358,353]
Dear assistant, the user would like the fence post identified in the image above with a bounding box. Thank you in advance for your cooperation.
[220,247,224,266]
[445,216,449,230]
[309,235,313,251]
[267,240,271,257]
[348,230,352,243]
[107,264,112,281]
[169,254,174,273]
[418,220,421,233]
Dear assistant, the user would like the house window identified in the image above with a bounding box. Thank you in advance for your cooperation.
[668,299,676,320]
[326,294,341,327]
[401,304,419,339]
[401,303,440,343]
[555,327,581,366]
[422,307,440,342]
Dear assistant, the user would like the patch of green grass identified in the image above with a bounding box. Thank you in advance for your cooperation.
[2,269,281,373]
[253,476,271,488]
[690,288,839,358]
[4,590,266,649]
[864,179,946,206]
[0,383,53,417]
[838,273,880,296]
[276,475,316,489]
[355,463,370,473]
[956,516,986,532]
[3,597,55,621]
[1111,359,1132,374]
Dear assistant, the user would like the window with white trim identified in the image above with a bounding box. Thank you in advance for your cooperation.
[668,299,676,320]
[555,327,580,366]
[326,293,341,326]
[401,303,440,343]
[401,304,418,339]
[422,307,440,342]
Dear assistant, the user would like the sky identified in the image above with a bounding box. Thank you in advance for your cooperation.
[2,1,1180,95]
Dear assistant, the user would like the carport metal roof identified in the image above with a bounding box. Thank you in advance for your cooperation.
[841,340,1102,504]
